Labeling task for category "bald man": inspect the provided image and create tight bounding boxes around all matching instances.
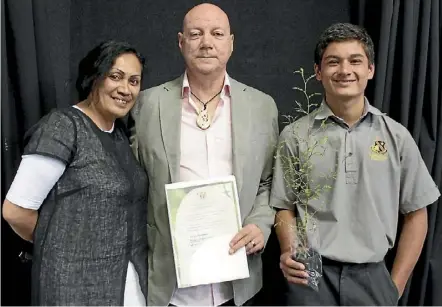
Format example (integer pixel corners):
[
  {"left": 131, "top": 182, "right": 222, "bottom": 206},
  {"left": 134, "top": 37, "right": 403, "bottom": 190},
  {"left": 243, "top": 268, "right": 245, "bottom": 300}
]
[{"left": 129, "top": 3, "right": 279, "bottom": 306}]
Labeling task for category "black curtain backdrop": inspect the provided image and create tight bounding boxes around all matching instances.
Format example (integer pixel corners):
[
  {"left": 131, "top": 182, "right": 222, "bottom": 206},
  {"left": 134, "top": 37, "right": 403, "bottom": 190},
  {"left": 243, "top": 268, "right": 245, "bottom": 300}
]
[
  {"left": 1, "top": 0, "right": 440, "bottom": 305},
  {"left": 353, "top": 0, "right": 442, "bottom": 305}
]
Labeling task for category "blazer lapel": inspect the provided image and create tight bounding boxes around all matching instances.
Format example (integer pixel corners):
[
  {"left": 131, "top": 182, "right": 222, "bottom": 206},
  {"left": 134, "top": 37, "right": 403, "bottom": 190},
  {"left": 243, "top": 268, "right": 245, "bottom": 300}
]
[
  {"left": 159, "top": 77, "right": 183, "bottom": 183},
  {"left": 230, "top": 79, "right": 252, "bottom": 195}
]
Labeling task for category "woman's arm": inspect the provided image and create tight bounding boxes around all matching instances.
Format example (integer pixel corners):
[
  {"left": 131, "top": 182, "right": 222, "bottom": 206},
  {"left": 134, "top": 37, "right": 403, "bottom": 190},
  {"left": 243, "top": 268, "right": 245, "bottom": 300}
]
[
  {"left": 2, "top": 154, "right": 66, "bottom": 242},
  {"left": 2, "top": 201, "right": 38, "bottom": 242}
]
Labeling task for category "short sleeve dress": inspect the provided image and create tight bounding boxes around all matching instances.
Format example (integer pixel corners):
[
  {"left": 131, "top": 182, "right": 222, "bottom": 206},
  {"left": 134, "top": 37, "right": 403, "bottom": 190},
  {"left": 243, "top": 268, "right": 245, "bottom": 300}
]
[{"left": 25, "top": 107, "right": 148, "bottom": 306}]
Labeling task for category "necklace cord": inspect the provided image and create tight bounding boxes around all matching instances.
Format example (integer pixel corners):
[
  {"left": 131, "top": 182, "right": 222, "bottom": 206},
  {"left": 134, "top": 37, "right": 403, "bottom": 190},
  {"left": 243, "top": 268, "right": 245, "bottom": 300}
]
[{"left": 191, "top": 89, "right": 222, "bottom": 110}]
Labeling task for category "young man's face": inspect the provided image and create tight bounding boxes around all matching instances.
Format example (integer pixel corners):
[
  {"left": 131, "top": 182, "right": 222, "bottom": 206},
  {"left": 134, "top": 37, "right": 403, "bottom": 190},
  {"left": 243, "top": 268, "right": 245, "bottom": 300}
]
[{"left": 315, "top": 40, "right": 374, "bottom": 101}]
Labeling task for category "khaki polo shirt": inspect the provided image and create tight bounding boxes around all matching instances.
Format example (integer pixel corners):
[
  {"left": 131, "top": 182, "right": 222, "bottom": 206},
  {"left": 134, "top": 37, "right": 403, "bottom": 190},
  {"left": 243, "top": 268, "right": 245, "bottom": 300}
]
[{"left": 271, "top": 99, "right": 440, "bottom": 263}]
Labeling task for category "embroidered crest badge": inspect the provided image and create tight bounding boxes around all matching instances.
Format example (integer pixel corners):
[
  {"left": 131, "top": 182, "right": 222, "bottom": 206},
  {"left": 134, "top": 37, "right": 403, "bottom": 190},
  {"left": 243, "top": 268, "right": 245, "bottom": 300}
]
[{"left": 370, "top": 139, "right": 388, "bottom": 161}]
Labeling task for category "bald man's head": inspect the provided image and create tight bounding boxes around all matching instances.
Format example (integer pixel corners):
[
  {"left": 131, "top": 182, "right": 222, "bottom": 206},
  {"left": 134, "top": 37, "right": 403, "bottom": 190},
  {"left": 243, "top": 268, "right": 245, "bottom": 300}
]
[
  {"left": 178, "top": 3, "right": 234, "bottom": 76},
  {"left": 182, "top": 3, "right": 231, "bottom": 34}
]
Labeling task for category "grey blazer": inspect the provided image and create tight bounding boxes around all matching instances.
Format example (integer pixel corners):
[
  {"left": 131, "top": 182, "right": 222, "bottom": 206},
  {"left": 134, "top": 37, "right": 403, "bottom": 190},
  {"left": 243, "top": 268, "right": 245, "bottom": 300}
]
[{"left": 130, "top": 75, "right": 279, "bottom": 306}]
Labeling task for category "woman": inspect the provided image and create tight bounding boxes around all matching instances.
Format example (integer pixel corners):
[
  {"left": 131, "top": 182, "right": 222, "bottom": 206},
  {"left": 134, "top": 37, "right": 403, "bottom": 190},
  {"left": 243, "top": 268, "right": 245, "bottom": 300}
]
[{"left": 2, "top": 40, "right": 148, "bottom": 306}]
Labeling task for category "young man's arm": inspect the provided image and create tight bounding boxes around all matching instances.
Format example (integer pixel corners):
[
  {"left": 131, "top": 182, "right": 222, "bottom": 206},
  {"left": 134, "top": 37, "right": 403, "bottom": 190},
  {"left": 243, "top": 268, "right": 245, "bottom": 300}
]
[
  {"left": 275, "top": 209, "right": 309, "bottom": 284},
  {"left": 271, "top": 125, "right": 310, "bottom": 284},
  {"left": 393, "top": 128, "right": 440, "bottom": 296},
  {"left": 391, "top": 208, "right": 427, "bottom": 296}
]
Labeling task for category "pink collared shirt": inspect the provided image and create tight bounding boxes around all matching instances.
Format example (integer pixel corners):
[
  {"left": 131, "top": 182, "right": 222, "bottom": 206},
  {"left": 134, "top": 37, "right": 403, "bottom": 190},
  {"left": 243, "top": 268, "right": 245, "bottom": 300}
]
[{"left": 169, "top": 72, "right": 234, "bottom": 306}]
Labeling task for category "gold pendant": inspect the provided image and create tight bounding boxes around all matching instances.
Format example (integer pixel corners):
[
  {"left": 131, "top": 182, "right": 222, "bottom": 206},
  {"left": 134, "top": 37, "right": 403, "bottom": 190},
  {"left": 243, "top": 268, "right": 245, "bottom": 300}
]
[{"left": 196, "top": 109, "right": 211, "bottom": 130}]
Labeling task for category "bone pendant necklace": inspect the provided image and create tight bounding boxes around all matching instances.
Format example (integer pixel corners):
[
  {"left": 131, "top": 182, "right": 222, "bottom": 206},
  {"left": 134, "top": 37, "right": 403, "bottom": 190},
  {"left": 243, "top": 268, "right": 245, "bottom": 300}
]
[{"left": 191, "top": 89, "right": 222, "bottom": 130}]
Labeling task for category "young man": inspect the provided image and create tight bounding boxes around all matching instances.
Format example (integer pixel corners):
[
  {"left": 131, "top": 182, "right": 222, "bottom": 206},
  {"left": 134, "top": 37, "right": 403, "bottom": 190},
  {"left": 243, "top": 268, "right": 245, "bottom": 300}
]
[
  {"left": 129, "top": 3, "right": 278, "bottom": 306},
  {"left": 271, "top": 23, "right": 440, "bottom": 305}
]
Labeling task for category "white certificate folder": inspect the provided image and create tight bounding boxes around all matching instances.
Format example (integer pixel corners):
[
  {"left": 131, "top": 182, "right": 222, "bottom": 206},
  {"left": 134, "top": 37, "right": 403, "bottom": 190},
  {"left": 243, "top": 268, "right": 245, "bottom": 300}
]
[{"left": 165, "top": 175, "right": 250, "bottom": 288}]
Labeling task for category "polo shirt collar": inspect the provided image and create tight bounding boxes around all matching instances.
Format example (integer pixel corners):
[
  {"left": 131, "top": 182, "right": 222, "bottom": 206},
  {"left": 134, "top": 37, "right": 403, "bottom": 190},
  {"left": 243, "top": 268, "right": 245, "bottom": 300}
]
[{"left": 314, "top": 97, "right": 384, "bottom": 121}]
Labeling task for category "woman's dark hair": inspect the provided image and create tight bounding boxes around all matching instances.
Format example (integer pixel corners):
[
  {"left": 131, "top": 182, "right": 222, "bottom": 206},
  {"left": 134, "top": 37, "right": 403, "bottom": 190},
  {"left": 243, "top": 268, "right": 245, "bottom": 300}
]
[{"left": 75, "top": 40, "right": 146, "bottom": 101}]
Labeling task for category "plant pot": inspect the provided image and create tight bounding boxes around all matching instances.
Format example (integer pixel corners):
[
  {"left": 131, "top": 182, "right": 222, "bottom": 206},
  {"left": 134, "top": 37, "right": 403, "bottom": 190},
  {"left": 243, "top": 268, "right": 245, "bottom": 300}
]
[{"left": 292, "top": 247, "right": 322, "bottom": 291}]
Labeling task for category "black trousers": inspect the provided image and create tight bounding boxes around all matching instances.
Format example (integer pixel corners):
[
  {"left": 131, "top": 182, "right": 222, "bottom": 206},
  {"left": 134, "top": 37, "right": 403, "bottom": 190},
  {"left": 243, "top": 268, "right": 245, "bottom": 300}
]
[{"left": 285, "top": 257, "right": 400, "bottom": 306}]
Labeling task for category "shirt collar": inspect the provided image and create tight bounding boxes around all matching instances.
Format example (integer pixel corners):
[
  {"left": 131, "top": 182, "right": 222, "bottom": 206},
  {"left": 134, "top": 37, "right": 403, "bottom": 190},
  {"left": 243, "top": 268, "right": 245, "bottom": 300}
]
[
  {"left": 314, "top": 97, "right": 384, "bottom": 121},
  {"left": 181, "top": 71, "right": 231, "bottom": 98}
]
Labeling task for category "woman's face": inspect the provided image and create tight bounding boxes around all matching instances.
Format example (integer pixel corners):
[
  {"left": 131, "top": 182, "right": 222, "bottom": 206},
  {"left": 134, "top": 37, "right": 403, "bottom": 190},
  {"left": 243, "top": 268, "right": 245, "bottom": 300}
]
[{"left": 94, "top": 53, "right": 142, "bottom": 119}]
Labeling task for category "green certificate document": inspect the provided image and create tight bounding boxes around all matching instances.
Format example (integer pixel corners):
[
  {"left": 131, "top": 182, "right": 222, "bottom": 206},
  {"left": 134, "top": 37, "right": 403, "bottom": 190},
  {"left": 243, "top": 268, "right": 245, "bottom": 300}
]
[{"left": 165, "top": 175, "right": 250, "bottom": 288}]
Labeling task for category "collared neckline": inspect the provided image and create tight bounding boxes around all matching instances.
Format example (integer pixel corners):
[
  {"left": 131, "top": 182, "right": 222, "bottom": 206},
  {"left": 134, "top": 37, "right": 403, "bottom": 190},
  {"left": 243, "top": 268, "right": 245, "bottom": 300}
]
[
  {"left": 181, "top": 71, "right": 231, "bottom": 99},
  {"left": 314, "top": 97, "right": 384, "bottom": 122}
]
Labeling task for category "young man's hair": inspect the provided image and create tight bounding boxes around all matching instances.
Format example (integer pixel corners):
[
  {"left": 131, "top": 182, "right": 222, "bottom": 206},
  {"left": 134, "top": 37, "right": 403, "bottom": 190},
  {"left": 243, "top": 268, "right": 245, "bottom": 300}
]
[{"left": 314, "top": 23, "right": 375, "bottom": 66}]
